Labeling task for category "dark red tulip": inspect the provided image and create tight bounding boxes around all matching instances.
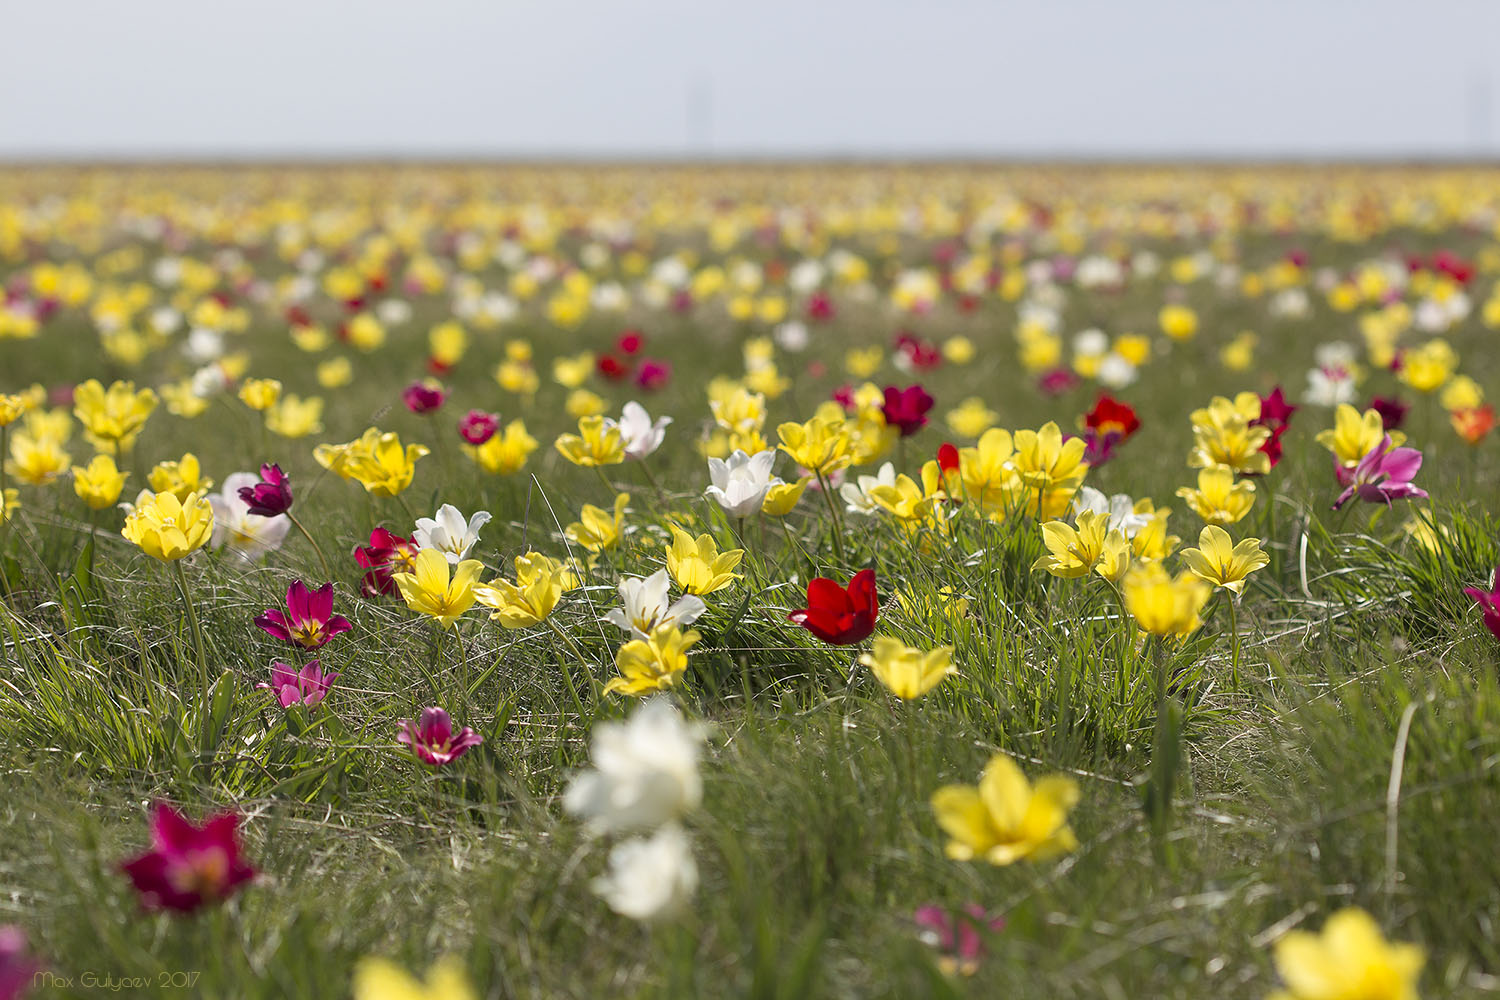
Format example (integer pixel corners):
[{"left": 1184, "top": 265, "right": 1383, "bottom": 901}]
[
  {"left": 238, "top": 463, "right": 293, "bottom": 517},
  {"left": 788, "top": 568, "right": 880, "bottom": 646},
  {"left": 1369, "top": 395, "right": 1409, "bottom": 432},
  {"left": 354, "top": 528, "right": 420, "bottom": 597},
  {"left": 120, "top": 803, "right": 256, "bottom": 913},
  {"left": 1083, "top": 394, "right": 1140, "bottom": 441},
  {"left": 882, "top": 385, "right": 935, "bottom": 437},
  {"left": 458, "top": 409, "right": 499, "bottom": 446},
  {"left": 402, "top": 380, "right": 446, "bottom": 414}
]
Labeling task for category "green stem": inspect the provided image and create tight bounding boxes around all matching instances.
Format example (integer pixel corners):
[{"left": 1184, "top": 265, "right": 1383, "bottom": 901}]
[
  {"left": 594, "top": 465, "right": 616, "bottom": 497},
  {"left": 453, "top": 622, "right": 471, "bottom": 716},
  {"left": 545, "top": 617, "right": 594, "bottom": 724},
  {"left": 1227, "top": 593, "right": 1241, "bottom": 689},
  {"left": 171, "top": 560, "right": 209, "bottom": 716},
  {"left": 287, "top": 512, "right": 333, "bottom": 582},
  {"left": 815, "top": 470, "right": 847, "bottom": 568}
]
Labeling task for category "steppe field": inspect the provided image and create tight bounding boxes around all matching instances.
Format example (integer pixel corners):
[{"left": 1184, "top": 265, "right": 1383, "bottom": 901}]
[{"left": 0, "top": 163, "right": 1497, "bottom": 999}]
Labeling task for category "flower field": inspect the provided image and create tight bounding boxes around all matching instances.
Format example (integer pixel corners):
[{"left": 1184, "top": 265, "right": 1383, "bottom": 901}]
[{"left": 1, "top": 163, "right": 1499, "bottom": 998}]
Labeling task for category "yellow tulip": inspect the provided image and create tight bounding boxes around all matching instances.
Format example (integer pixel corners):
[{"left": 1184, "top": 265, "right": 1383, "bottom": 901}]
[
  {"left": 72, "top": 455, "right": 128, "bottom": 509},
  {"left": 391, "top": 549, "right": 483, "bottom": 629},
  {"left": 464, "top": 420, "right": 537, "bottom": 476},
  {"left": 1031, "top": 511, "right": 1130, "bottom": 582},
  {"left": 6, "top": 433, "right": 70, "bottom": 486},
  {"left": 265, "top": 394, "right": 325, "bottom": 439},
  {"left": 776, "top": 414, "right": 852, "bottom": 477},
  {"left": 122, "top": 490, "right": 214, "bottom": 561},
  {"left": 761, "top": 476, "right": 811, "bottom": 517},
  {"left": 475, "top": 552, "right": 571, "bottom": 628},
  {"left": 147, "top": 453, "right": 213, "bottom": 502},
  {"left": 565, "top": 493, "right": 629, "bottom": 553},
  {"left": 1180, "top": 526, "right": 1269, "bottom": 595},
  {"left": 237, "top": 378, "right": 282, "bottom": 411},
  {"left": 72, "top": 379, "right": 157, "bottom": 455},
  {"left": 665, "top": 524, "right": 742, "bottom": 595},
  {"left": 1267, "top": 907, "right": 1423, "bottom": 1000},
  {"left": 1122, "top": 563, "right": 1211, "bottom": 639},
  {"left": 930, "top": 754, "right": 1080, "bottom": 865},
  {"left": 352, "top": 955, "right": 477, "bottom": 1000},
  {"left": 1176, "top": 466, "right": 1256, "bottom": 526},
  {"left": 859, "top": 637, "right": 955, "bottom": 699},
  {"left": 554, "top": 415, "right": 625, "bottom": 468},
  {"left": 1011, "top": 422, "right": 1088, "bottom": 520},
  {"left": 604, "top": 624, "right": 700, "bottom": 696}
]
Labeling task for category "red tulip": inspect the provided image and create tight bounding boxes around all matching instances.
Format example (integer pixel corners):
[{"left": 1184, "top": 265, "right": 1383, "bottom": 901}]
[
  {"left": 788, "top": 569, "right": 880, "bottom": 645},
  {"left": 120, "top": 803, "right": 256, "bottom": 913}
]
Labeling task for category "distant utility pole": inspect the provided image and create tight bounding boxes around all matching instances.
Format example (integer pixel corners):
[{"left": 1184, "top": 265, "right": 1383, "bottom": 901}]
[
  {"left": 1467, "top": 70, "right": 1491, "bottom": 156},
  {"left": 688, "top": 74, "right": 713, "bottom": 158}
]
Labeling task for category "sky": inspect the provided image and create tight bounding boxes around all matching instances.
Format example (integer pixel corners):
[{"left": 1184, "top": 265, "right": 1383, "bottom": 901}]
[{"left": 4, "top": 0, "right": 1500, "bottom": 160}]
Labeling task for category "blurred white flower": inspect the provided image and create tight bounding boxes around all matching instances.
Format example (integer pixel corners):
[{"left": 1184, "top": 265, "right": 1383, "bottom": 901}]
[
  {"left": 564, "top": 697, "right": 709, "bottom": 834},
  {"left": 1073, "top": 487, "right": 1150, "bottom": 537},
  {"left": 591, "top": 823, "right": 698, "bottom": 921},
  {"left": 184, "top": 328, "right": 224, "bottom": 363},
  {"left": 376, "top": 299, "right": 412, "bottom": 326},
  {"left": 841, "top": 462, "right": 897, "bottom": 515},
  {"left": 1072, "top": 328, "right": 1109, "bottom": 357},
  {"left": 774, "top": 321, "right": 809, "bottom": 353},
  {"left": 208, "top": 473, "right": 290, "bottom": 562},
  {"left": 1305, "top": 366, "right": 1356, "bottom": 406},
  {"left": 1097, "top": 353, "right": 1138, "bottom": 389}
]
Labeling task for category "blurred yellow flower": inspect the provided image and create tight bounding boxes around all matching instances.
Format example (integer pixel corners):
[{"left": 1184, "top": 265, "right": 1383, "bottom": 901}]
[
  {"left": 555, "top": 415, "right": 625, "bottom": 467},
  {"left": 605, "top": 624, "right": 701, "bottom": 696},
  {"left": 930, "top": 754, "right": 1079, "bottom": 865},
  {"left": 859, "top": 636, "right": 955, "bottom": 699},
  {"left": 265, "top": 394, "right": 325, "bottom": 439},
  {"left": 238, "top": 378, "right": 282, "bottom": 412},
  {"left": 73, "top": 379, "right": 157, "bottom": 455},
  {"left": 1122, "top": 563, "right": 1211, "bottom": 639},
  {"left": 1267, "top": 907, "right": 1423, "bottom": 1000},
  {"left": 465, "top": 420, "right": 537, "bottom": 476},
  {"left": 72, "top": 454, "right": 128, "bottom": 509},
  {"left": 565, "top": 493, "right": 629, "bottom": 554}
]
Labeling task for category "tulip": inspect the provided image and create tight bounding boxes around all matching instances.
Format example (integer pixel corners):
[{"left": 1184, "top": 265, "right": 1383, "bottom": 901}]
[
  {"left": 119, "top": 803, "right": 256, "bottom": 912},
  {"left": 237, "top": 462, "right": 293, "bottom": 517},
  {"left": 1267, "top": 907, "right": 1423, "bottom": 1000},
  {"left": 413, "top": 504, "right": 491, "bottom": 564},
  {"left": 401, "top": 379, "right": 446, "bottom": 414},
  {"left": 238, "top": 378, "right": 282, "bottom": 411},
  {"left": 859, "top": 636, "right": 955, "bottom": 699},
  {"left": 72, "top": 378, "right": 157, "bottom": 455},
  {"left": 1331, "top": 437, "right": 1428, "bottom": 510},
  {"left": 146, "top": 453, "right": 213, "bottom": 502},
  {"left": 122, "top": 490, "right": 215, "bottom": 562},
  {"left": 254, "top": 580, "right": 353, "bottom": 649},
  {"left": 913, "top": 904, "right": 1005, "bottom": 977},
  {"left": 565, "top": 493, "right": 629, "bottom": 554},
  {"left": 354, "top": 527, "right": 420, "bottom": 597},
  {"left": 788, "top": 568, "right": 880, "bottom": 645},
  {"left": 554, "top": 414, "right": 625, "bottom": 467},
  {"left": 605, "top": 625, "right": 700, "bottom": 696},
  {"left": 464, "top": 419, "right": 537, "bottom": 475},
  {"left": 209, "top": 473, "right": 292, "bottom": 563},
  {"left": 563, "top": 697, "right": 709, "bottom": 833},
  {"left": 1463, "top": 568, "right": 1500, "bottom": 643},
  {"left": 0, "top": 926, "right": 42, "bottom": 1000},
  {"left": 475, "top": 552, "right": 572, "bottom": 628},
  {"left": 1122, "top": 563, "right": 1211, "bottom": 639},
  {"left": 881, "top": 384, "right": 934, "bottom": 437},
  {"left": 930, "top": 755, "right": 1079, "bottom": 865},
  {"left": 71, "top": 454, "right": 128, "bottom": 509},
  {"left": 704, "top": 449, "right": 778, "bottom": 519},
  {"left": 391, "top": 549, "right": 483, "bottom": 629},
  {"left": 257, "top": 659, "right": 339, "bottom": 708},
  {"left": 590, "top": 823, "right": 698, "bottom": 922},
  {"left": 458, "top": 409, "right": 498, "bottom": 446},
  {"left": 352, "top": 956, "right": 477, "bottom": 1000},
  {"left": 617, "top": 401, "right": 671, "bottom": 459},
  {"left": 1176, "top": 466, "right": 1256, "bottom": 526},
  {"left": 397, "top": 707, "right": 482, "bottom": 767},
  {"left": 665, "top": 525, "right": 742, "bottom": 596}
]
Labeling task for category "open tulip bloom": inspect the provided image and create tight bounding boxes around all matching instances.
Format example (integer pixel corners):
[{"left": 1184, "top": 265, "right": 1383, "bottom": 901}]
[
  {"left": 603, "top": 569, "right": 706, "bottom": 640},
  {"left": 255, "top": 580, "right": 353, "bottom": 649},
  {"left": 258, "top": 659, "right": 339, "bottom": 708},
  {"left": 413, "top": 503, "right": 491, "bottom": 563},
  {"left": 119, "top": 803, "right": 256, "bottom": 913},
  {"left": 397, "top": 707, "right": 483, "bottom": 767},
  {"left": 704, "top": 449, "right": 778, "bottom": 518},
  {"left": 1331, "top": 436, "right": 1428, "bottom": 510}
]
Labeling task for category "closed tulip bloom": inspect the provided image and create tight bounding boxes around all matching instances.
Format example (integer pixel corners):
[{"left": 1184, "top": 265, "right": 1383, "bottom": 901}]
[
  {"left": 859, "top": 636, "right": 955, "bottom": 699},
  {"left": 1177, "top": 466, "right": 1256, "bottom": 526},
  {"left": 704, "top": 449, "right": 778, "bottom": 518},
  {"left": 458, "top": 409, "right": 499, "bottom": 446},
  {"left": 72, "top": 378, "right": 157, "bottom": 454},
  {"left": 72, "top": 453, "right": 128, "bottom": 509},
  {"left": 238, "top": 378, "right": 282, "bottom": 411},
  {"left": 665, "top": 524, "right": 742, "bottom": 595},
  {"left": 391, "top": 549, "right": 483, "bottom": 629},
  {"left": 881, "top": 384, "right": 935, "bottom": 436},
  {"left": 1180, "top": 526, "right": 1269, "bottom": 595},
  {"left": 1011, "top": 422, "right": 1089, "bottom": 519},
  {"left": 401, "top": 379, "right": 446, "bottom": 414},
  {"left": 1267, "top": 907, "right": 1423, "bottom": 1000},
  {"left": 761, "top": 475, "right": 811, "bottom": 516},
  {"left": 475, "top": 552, "right": 571, "bottom": 628},
  {"left": 237, "top": 463, "right": 294, "bottom": 517},
  {"left": 555, "top": 414, "right": 626, "bottom": 467},
  {"left": 788, "top": 568, "right": 880, "bottom": 645},
  {"left": 930, "top": 754, "right": 1080, "bottom": 865},
  {"left": 465, "top": 419, "right": 537, "bottom": 475},
  {"left": 122, "top": 490, "right": 215, "bottom": 561},
  {"left": 605, "top": 625, "right": 700, "bottom": 696}
]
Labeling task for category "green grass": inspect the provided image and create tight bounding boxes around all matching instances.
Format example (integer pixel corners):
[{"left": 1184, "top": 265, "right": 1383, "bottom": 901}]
[{"left": 0, "top": 164, "right": 1498, "bottom": 998}]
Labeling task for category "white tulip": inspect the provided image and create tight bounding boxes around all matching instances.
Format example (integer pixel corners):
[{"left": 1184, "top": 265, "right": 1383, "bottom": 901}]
[
  {"left": 564, "top": 697, "right": 709, "bottom": 834},
  {"left": 208, "top": 473, "right": 291, "bottom": 562},
  {"left": 602, "top": 570, "right": 706, "bottom": 640},
  {"left": 618, "top": 401, "right": 671, "bottom": 460},
  {"left": 591, "top": 824, "right": 698, "bottom": 921},
  {"left": 704, "top": 449, "right": 778, "bottom": 519},
  {"left": 413, "top": 504, "right": 491, "bottom": 563}
]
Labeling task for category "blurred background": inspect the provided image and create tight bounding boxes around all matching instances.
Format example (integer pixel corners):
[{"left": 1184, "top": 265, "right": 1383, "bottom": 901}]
[{"left": 6, "top": 0, "right": 1500, "bottom": 160}]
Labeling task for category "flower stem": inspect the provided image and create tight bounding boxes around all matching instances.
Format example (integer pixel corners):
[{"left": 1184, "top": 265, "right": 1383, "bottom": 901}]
[
  {"left": 453, "top": 622, "right": 471, "bottom": 716},
  {"left": 815, "top": 471, "right": 847, "bottom": 568},
  {"left": 594, "top": 465, "right": 615, "bottom": 497},
  {"left": 544, "top": 617, "right": 594, "bottom": 724},
  {"left": 171, "top": 560, "right": 209, "bottom": 717},
  {"left": 1227, "top": 594, "right": 1241, "bottom": 689},
  {"left": 287, "top": 512, "right": 333, "bottom": 583}
]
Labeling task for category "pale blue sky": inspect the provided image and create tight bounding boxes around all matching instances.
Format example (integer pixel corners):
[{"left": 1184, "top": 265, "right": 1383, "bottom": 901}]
[{"left": 4, "top": 0, "right": 1499, "bottom": 158}]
